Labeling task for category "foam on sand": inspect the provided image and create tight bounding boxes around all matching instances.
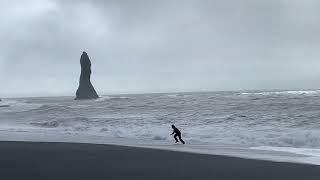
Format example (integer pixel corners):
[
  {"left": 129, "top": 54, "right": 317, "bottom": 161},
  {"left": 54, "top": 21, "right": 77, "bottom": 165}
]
[
  {"left": 251, "top": 146, "right": 320, "bottom": 164},
  {"left": 0, "top": 128, "right": 319, "bottom": 166}
]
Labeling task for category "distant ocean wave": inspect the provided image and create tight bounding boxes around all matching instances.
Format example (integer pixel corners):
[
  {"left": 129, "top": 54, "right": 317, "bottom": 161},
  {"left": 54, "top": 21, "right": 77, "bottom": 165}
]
[
  {"left": 241, "top": 90, "right": 320, "bottom": 96},
  {"left": 0, "top": 99, "right": 42, "bottom": 113},
  {"left": 167, "top": 94, "right": 191, "bottom": 98},
  {"left": 96, "top": 96, "right": 131, "bottom": 101}
]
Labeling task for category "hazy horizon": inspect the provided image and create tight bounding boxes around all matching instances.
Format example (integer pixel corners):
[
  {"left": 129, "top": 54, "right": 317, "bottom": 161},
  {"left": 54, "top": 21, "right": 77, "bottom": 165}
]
[{"left": 2, "top": 0, "right": 320, "bottom": 97}]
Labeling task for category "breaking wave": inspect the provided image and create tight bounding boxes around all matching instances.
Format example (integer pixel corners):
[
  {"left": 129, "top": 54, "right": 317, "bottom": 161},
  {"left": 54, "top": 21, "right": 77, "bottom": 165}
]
[
  {"left": 2, "top": 91, "right": 320, "bottom": 162},
  {"left": 96, "top": 96, "right": 131, "bottom": 102},
  {"left": 241, "top": 90, "right": 320, "bottom": 96}
]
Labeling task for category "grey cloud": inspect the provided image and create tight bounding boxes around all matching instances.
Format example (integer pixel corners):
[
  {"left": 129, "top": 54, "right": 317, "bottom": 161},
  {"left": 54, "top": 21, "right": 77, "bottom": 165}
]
[{"left": 1, "top": 0, "right": 320, "bottom": 97}]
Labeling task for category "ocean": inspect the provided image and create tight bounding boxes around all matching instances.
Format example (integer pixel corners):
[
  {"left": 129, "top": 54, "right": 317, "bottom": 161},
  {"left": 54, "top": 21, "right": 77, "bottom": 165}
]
[{"left": 1, "top": 90, "right": 320, "bottom": 164}]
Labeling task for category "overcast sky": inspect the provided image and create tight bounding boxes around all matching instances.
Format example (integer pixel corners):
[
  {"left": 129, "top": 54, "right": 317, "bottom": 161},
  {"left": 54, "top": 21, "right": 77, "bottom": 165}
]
[{"left": 1, "top": 0, "right": 320, "bottom": 97}]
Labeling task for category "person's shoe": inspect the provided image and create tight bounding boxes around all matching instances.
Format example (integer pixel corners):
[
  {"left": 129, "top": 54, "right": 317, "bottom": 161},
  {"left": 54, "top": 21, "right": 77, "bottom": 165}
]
[{"left": 175, "top": 141, "right": 179, "bottom": 143}]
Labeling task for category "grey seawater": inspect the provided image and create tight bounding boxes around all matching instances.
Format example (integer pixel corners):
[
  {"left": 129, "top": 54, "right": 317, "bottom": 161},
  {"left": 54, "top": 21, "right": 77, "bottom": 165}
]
[{"left": 1, "top": 90, "right": 320, "bottom": 151}]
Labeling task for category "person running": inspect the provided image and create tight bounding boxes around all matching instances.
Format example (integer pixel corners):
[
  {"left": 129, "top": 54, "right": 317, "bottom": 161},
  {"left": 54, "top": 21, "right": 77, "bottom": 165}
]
[{"left": 171, "top": 124, "right": 185, "bottom": 144}]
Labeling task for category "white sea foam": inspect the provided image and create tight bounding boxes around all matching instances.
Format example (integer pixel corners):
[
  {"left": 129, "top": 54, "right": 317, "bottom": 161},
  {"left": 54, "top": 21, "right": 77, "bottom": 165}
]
[
  {"left": 241, "top": 90, "right": 320, "bottom": 96},
  {"left": 252, "top": 146, "right": 320, "bottom": 157},
  {"left": 96, "top": 96, "right": 131, "bottom": 101},
  {"left": 0, "top": 128, "right": 317, "bottom": 165},
  {"left": 1, "top": 92, "right": 320, "bottom": 165}
]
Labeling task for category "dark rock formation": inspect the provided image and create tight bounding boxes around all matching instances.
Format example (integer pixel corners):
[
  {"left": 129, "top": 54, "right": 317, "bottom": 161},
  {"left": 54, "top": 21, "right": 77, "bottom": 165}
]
[{"left": 75, "top": 52, "right": 99, "bottom": 100}]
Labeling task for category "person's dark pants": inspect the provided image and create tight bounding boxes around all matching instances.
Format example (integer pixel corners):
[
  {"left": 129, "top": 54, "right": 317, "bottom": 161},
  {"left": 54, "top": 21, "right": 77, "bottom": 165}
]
[{"left": 174, "top": 134, "right": 185, "bottom": 144}]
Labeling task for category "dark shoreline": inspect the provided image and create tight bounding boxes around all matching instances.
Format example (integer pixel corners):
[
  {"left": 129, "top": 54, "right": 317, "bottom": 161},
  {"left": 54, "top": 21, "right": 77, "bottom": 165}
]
[{"left": 0, "top": 141, "right": 319, "bottom": 180}]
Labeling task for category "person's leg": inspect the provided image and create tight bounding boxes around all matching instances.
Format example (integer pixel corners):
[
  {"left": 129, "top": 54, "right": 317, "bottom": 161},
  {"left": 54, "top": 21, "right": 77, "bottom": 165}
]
[
  {"left": 178, "top": 134, "right": 185, "bottom": 144},
  {"left": 174, "top": 134, "right": 179, "bottom": 143}
]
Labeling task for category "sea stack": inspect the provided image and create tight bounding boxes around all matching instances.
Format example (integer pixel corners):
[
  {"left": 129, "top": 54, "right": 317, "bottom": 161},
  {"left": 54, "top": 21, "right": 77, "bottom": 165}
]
[{"left": 75, "top": 52, "right": 99, "bottom": 100}]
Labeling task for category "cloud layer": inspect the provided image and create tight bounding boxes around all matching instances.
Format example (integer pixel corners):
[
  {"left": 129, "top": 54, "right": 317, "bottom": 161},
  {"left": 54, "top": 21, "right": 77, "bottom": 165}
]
[{"left": 1, "top": 0, "right": 320, "bottom": 97}]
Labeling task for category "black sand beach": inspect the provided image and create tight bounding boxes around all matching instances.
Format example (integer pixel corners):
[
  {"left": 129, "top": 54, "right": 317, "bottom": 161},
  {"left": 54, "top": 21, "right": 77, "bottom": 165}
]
[{"left": 0, "top": 141, "right": 319, "bottom": 180}]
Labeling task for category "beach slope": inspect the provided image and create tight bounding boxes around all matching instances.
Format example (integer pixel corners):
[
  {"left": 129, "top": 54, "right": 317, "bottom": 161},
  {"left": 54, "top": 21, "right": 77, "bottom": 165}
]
[{"left": 0, "top": 141, "right": 319, "bottom": 180}]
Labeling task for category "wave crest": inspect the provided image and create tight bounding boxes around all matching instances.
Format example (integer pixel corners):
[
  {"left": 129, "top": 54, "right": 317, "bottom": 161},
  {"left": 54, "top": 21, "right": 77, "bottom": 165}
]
[{"left": 241, "top": 90, "right": 320, "bottom": 96}]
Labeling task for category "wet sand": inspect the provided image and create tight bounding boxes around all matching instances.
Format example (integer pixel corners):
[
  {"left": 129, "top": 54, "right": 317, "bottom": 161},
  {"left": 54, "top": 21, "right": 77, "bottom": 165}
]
[{"left": 0, "top": 141, "right": 319, "bottom": 180}]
